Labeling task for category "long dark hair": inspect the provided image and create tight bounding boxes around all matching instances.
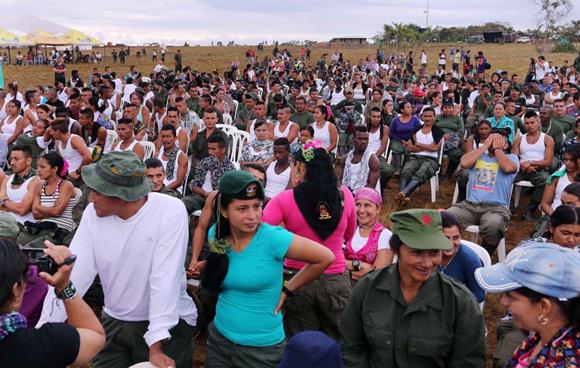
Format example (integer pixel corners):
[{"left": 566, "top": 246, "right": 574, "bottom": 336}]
[
  {"left": 0, "top": 239, "right": 28, "bottom": 311},
  {"left": 545, "top": 205, "right": 580, "bottom": 240},
  {"left": 292, "top": 147, "right": 342, "bottom": 239},
  {"left": 41, "top": 152, "right": 67, "bottom": 179},
  {"left": 515, "top": 287, "right": 580, "bottom": 327}
]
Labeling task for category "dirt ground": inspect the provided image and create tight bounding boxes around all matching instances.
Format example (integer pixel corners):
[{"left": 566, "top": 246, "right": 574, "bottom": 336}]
[{"left": 9, "top": 43, "right": 549, "bottom": 367}]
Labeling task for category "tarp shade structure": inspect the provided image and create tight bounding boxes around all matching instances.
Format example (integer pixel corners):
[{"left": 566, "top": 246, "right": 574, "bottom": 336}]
[
  {"left": 23, "top": 29, "right": 70, "bottom": 46},
  {"left": 0, "top": 26, "right": 31, "bottom": 46},
  {"left": 61, "top": 29, "right": 102, "bottom": 46}
]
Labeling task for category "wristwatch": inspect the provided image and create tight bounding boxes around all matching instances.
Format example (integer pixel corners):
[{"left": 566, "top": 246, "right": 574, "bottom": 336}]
[
  {"left": 282, "top": 283, "right": 295, "bottom": 298},
  {"left": 352, "top": 259, "right": 361, "bottom": 271},
  {"left": 55, "top": 281, "right": 78, "bottom": 301}
]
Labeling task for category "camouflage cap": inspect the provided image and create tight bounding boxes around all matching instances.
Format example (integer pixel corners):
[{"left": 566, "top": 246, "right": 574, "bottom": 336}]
[{"left": 82, "top": 151, "right": 151, "bottom": 201}]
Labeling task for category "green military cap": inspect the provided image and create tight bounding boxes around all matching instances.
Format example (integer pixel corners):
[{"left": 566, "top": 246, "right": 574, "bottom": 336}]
[
  {"left": 0, "top": 212, "right": 20, "bottom": 239},
  {"left": 219, "top": 170, "right": 264, "bottom": 200},
  {"left": 82, "top": 151, "right": 151, "bottom": 201},
  {"left": 390, "top": 209, "right": 451, "bottom": 250},
  {"left": 134, "top": 87, "right": 146, "bottom": 95}
]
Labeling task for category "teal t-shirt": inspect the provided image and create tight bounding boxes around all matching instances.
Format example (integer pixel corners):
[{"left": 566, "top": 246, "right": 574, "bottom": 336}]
[
  {"left": 489, "top": 116, "right": 516, "bottom": 144},
  {"left": 210, "top": 223, "right": 294, "bottom": 346}
]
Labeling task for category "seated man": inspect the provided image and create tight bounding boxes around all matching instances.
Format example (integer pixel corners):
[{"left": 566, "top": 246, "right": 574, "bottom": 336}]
[
  {"left": 397, "top": 108, "right": 443, "bottom": 205},
  {"left": 338, "top": 126, "right": 380, "bottom": 194},
  {"left": 155, "top": 125, "right": 188, "bottom": 195},
  {"left": 241, "top": 120, "right": 274, "bottom": 167},
  {"left": 440, "top": 211, "right": 485, "bottom": 304},
  {"left": 265, "top": 138, "right": 291, "bottom": 199},
  {"left": 290, "top": 125, "right": 314, "bottom": 158},
  {"left": 512, "top": 111, "right": 555, "bottom": 221},
  {"left": 111, "top": 118, "right": 145, "bottom": 160},
  {"left": 552, "top": 98, "right": 575, "bottom": 134},
  {"left": 290, "top": 96, "right": 314, "bottom": 129},
  {"left": 182, "top": 134, "right": 235, "bottom": 214},
  {"left": 159, "top": 107, "right": 189, "bottom": 153},
  {"left": 0, "top": 146, "right": 40, "bottom": 225},
  {"left": 144, "top": 158, "right": 181, "bottom": 198},
  {"left": 247, "top": 101, "right": 272, "bottom": 141},
  {"left": 78, "top": 107, "right": 107, "bottom": 158},
  {"left": 14, "top": 118, "right": 50, "bottom": 169},
  {"left": 190, "top": 107, "right": 225, "bottom": 167},
  {"left": 447, "top": 128, "right": 519, "bottom": 255}
]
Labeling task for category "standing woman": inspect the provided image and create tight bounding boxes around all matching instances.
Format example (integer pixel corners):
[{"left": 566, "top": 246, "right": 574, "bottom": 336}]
[
  {"left": 388, "top": 101, "right": 421, "bottom": 172},
  {"left": 202, "top": 171, "right": 334, "bottom": 367},
  {"left": 263, "top": 142, "right": 357, "bottom": 340},
  {"left": 344, "top": 188, "right": 393, "bottom": 282},
  {"left": 311, "top": 105, "right": 338, "bottom": 154},
  {"left": 475, "top": 241, "right": 580, "bottom": 367}
]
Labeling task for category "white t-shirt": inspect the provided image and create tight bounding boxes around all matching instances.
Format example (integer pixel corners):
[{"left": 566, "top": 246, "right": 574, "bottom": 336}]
[
  {"left": 350, "top": 226, "right": 392, "bottom": 253},
  {"left": 37, "top": 193, "right": 198, "bottom": 346}
]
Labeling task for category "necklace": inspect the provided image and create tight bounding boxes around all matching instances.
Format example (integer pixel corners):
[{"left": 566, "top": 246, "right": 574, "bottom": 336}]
[{"left": 359, "top": 221, "right": 376, "bottom": 231}]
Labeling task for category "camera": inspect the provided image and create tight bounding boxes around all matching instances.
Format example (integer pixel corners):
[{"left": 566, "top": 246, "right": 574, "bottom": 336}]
[{"left": 21, "top": 247, "right": 59, "bottom": 275}]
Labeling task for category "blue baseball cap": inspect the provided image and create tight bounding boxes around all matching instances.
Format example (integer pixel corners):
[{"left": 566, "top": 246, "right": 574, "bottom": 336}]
[{"left": 475, "top": 241, "right": 580, "bottom": 300}]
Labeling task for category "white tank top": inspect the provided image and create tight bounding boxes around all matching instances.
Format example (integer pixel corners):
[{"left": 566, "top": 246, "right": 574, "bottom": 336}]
[
  {"left": 1, "top": 115, "right": 22, "bottom": 136},
  {"left": 368, "top": 128, "right": 382, "bottom": 154},
  {"left": 6, "top": 174, "right": 36, "bottom": 224},
  {"left": 57, "top": 135, "right": 84, "bottom": 173},
  {"left": 157, "top": 147, "right": 185, "bottom": 194},
  {"left": 520, "top": 133, "right": 546, "bottom": 162},
  {"left": 345, "top": 158, "right": 381, "bottom": 194},
  {"left": 156, "top": 112, "right": 166, "bottom": 131},
  {"left": 414, "top": 129, "right": 438, "bottom": 158},
  {"left": 57, "top": 90, "right": 69, "bottom": 104},
  {"left": 353, "top": 87, "right": 365, "bottom": 101},
  {"left": 312, "top": 121, "right": 331, "bottom": 149},
  {"left": 114, "top": 139, "right": 138, "bottom": 152},
  {"left": 274, "top": 122, "right": 296, "bottom": 142},
  {"left": 552, "top": 172, "right": 572, "bottom": 210},
  {"left": 24, "top": 106, "right": 38, "bottom": 124},
  {"left": 265, "top": 161, "right": 291, "bottom": 198}
]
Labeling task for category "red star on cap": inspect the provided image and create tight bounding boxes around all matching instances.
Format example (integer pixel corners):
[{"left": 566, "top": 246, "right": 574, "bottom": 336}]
[{"left": 422, "top": 214, "right": 432, "bottom": 225}]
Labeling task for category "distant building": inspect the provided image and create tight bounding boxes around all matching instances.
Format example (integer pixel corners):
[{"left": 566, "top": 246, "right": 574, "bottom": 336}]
[{"left": 329, "top": 37, "right": 368, "bottom": 47}]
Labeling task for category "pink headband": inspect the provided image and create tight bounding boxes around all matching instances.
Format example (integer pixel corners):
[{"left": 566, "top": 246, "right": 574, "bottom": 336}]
[{"left": 354, "top": 187, "right": 381, "bottom": 205}]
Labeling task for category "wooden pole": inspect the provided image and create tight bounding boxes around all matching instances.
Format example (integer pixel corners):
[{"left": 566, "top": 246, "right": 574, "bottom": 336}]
[{"left": 7, "top": 46, "right": 10, "bottom": 65}]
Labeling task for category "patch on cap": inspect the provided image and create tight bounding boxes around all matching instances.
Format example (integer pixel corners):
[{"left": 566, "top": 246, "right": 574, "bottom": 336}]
[
  {"left": 422, "top": 214, "right": 433, "bottom": 225},
  {"left": 246, "top": 183, "right": 257, "bottom": 198}
]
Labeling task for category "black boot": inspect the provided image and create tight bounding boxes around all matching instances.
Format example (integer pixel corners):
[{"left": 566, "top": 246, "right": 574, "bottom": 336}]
[{"left": 401, "top": 180, "right": 422, "bottom": 197}]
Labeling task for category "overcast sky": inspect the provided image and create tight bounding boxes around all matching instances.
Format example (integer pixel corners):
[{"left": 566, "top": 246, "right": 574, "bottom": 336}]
[{"left": 2, "top": 1, "right": 579, "bottom": 45}]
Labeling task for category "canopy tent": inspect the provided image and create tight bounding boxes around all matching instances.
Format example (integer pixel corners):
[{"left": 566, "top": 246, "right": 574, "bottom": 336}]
[
  {"left": 23, "top": 29, "right": 70, "bottom": 46},
  {"left": 0, "top": 27, "right": 31, "bottom": 46},
  {"left": 61, "top": 30, "right": 102, "bottom": 51}
]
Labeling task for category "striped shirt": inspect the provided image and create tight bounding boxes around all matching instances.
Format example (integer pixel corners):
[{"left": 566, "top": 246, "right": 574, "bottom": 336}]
[{"left": 39, "top": 179, "right": 76, "bottom": 232}]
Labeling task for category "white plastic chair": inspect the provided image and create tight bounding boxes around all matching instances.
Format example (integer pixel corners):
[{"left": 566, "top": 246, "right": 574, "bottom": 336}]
[
  {"left": 128, "top": 363, "right": 156, "bottom": 368},
  {"left": 512, "top": 180, "right": 534, "bottom": 208},
  {"left": 227, "top": 130, "right": 250, "bottom": 163},
  {"left": 222, "top": 113, "right": 233, "bottom": 125},
  {"left": 232, "top": 99, "right": 239, "bottom": 120},
  {"left": 108, "top": 119, "right": 118, "bottom": 132},
  {"left": 429, "top": 140, "right": 445, "bottom": 203},
  {"left": 73, "top": 187, "right": 83, "bottom": 201},
  {"left": 138, "top": 141, "right": 156, "bottom": 160},
  {"left": 216, "top": 124, "right": 238, "bottom": 134},
  {"left": 465, "top": 225, "right": 506, "bottom": 263},
  {"left": 181, "top": 159, "right": 192, "bottom": 196},
  {"left": 105, "top": 130, "right": 118, "bottom": 151},
  {"left": 462, "top": 239, "right": 491, "bottom": 310}
]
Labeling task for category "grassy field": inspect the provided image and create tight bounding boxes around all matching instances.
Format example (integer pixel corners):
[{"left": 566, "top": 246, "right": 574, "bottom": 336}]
[
  {"left": 3, "top": 42, "right": 578, "bottom": 89},
  {"left": 6, "top": 43, "right": 571, "bottom": 367}
]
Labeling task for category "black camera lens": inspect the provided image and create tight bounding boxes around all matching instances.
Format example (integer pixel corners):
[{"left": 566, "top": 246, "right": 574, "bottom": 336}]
[{"left": 36, "top": 255, "right": 59, "bottom": 275}]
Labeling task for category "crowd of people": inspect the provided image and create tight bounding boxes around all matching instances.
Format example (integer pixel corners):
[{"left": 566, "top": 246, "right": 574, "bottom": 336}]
[{"left": 0, "top": 44, "right": 579, "bottom": 368}]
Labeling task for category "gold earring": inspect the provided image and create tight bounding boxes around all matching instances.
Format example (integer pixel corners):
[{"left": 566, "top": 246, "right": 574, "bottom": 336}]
[{"left": 537, "top": 314, "right": 549, "bottom": 326}]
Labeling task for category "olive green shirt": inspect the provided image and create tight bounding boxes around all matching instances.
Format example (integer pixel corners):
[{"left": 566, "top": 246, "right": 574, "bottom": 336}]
[
  {"left": 552, "top": 115, "right": 575, "bottom": 134},
  {"left": 341, "top": 265, "right": 486, "bottom": 368},
  {"left": 436, "top": 115, "right": 465, "bottom": 137},
  {"left": 234, "top": 104, "right": 255, "bottom": 130},
  {"left": 290, "top": 110, "right": 315, "bottom": 129},
  {"left": 159, "top": 186, "right": 181, "bottom": 199},
  {"left": 508, "top": 115, "right": 524, "bottom": 134},
  {"left": 542, "top": 120, "right": 565, "bottom": 155},
  {"left": 475, "top": 94, "right": 493, "bottom": 115}
]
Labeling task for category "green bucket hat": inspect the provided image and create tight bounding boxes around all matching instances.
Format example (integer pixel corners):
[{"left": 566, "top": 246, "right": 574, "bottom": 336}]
[
  {"left": 390, "top": 209, "right": 451, "bottom": 251},
  {"left": 82, "top": 151, "right": 151, "bottom": 201},
  {"left": 0, "top": 212, "right": 20, "bottom": 239},
  {"left": 219, "top": 170, "right": 264, "bottom": 200}
]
